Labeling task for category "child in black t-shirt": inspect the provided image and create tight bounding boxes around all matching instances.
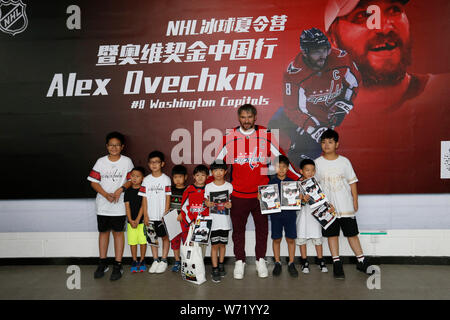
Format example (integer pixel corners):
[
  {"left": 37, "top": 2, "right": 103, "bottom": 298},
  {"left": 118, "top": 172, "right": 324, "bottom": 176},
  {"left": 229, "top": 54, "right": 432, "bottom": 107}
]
[
  {"left": 125, "top": 167, "right": 147, "bottom": 273},
  {"left": 169, "top": 165, "right": 188, "bottom": 272}
]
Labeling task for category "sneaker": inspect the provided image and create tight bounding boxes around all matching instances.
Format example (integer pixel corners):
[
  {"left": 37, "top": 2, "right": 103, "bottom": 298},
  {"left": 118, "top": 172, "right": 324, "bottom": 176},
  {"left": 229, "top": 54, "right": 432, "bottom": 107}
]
[
  {"left": 300, "top": 259, "right": 310, "bottom": 274},
  {"left": 218, "top": 263, "right": 226, "bottom": 277},
  {"left": 149, "top": 260, "right": 159, "bottom": 273},
  {"left": 171, "top": 260, "right": 181, "bottom": 272},
  {"left": 138, "top": 260, "right": 146, "bottom": 272},
  {"left": 212, "top": 268, "right": 221, "bottom": 283},
  {"left": 256, "top": 258, "right": 268, "bottom": 278},
  {"left": 288, "top": 262, "right": 299, "bottom": 278},
  {"left": 357, "top": 258, "right": 372, "bottom": 274},
  {"left": 272, "top": 262, "right": 282, "bottom": 276},
  {"left": 156, "top": 260, "right": 168, "bottom": 273},
  {"left": 130, "top": 260, "right": 138, "bottom": 273},
  {"left": 110, "top": 262, "right": 123, "bottom": 281},
  {"left": 317, "top": 259, "right": 328, "bottom": 273},
  {"left": 233, "top": 260, "right": 245, "bottom": 280},
  {"left": 333, "top": 260, "right": 345, "bottom": 279},
  {"left": 94, "top": 262, "right": 109, "bottom": 279}
]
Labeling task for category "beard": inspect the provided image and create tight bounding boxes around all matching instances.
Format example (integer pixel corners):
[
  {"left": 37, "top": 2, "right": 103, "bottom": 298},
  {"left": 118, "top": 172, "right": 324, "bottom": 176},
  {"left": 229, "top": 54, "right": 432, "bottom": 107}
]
[{"left": 336, "top": 31, "right": 412, "bottom": 87}]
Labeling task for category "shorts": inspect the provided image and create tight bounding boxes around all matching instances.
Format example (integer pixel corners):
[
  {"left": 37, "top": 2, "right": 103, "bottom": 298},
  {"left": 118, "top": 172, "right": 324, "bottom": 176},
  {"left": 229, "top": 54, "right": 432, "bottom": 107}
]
[
  {"left": 322, "top": 217, "right": 359, "bottom": 238},
  {"left": 270, "top": 211, "right": 297, "bottom": 240},
  {"left": 97, "top": 215, "right": 126, "bottom": 233},
  {"left": 296, "top": 237, "right": 323, "bottom": 246},
  {"left": 210, "top": 230, "right": 229, "bottom": 245},
  {"left": 127, "top": 223, "right": 147, "bottom": 246},
  {"left": 151, "top": 220, "right": 168, "bottom": 238}
]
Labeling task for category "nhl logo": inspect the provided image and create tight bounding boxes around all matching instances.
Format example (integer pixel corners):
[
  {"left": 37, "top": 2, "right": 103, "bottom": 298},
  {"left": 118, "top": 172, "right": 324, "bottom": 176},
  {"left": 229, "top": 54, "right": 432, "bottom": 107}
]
[{"left": 0, "top": 0, "right": 28, "bottom": 36}]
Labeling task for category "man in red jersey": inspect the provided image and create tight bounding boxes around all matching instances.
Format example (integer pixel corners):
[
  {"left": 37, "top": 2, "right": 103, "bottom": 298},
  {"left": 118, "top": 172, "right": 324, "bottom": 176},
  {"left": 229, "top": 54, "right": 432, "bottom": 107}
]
[
  {"left": 269, "top": 27, "right": 361, "bottom": 163},
  {"left": 216, "top": 104, "right": 300, "bottom": 279}
]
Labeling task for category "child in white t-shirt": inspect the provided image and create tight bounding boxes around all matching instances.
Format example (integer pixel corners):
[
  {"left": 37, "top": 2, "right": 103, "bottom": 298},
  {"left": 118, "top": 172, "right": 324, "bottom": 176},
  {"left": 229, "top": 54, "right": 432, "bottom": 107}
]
[
  {"left": 87, "top": 131, "right": 134, "bottom": 281},
  {"left": 296, "top": 159, "right": 328, "bottom": 274},
  {"left": 204, "top": 161, "right": 233, "bottom": 283},
  {"left": 315, "top": 129, "right": 371, "bottom": 279},
  {"left": 139, "top": 150, "right": 171, "bottom": 274}
]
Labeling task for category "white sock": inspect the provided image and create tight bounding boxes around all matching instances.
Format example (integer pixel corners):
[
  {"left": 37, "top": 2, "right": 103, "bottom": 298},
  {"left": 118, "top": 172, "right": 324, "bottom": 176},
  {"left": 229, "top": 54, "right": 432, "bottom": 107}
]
[
  {"left": 356, "top": 255, "right": 365, "bottom": 263},
  {"left": 332, "top": 256, "right": 340, "bottom": 263}
]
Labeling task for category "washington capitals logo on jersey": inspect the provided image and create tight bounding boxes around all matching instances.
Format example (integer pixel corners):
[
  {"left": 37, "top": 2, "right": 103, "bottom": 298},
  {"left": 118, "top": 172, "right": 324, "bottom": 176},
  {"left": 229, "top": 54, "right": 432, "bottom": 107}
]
[
  {"left": 287, "top": 62, "right": 302, "bottom": 74},
  {"left": 235, "top": 147, "right": 266, "bottom": 170},
  {"left": 307, "top": 78, "right": 342, "bottom": 106},
  {"left": 190, "top": 204, "right": 206, "bottom": 214}
]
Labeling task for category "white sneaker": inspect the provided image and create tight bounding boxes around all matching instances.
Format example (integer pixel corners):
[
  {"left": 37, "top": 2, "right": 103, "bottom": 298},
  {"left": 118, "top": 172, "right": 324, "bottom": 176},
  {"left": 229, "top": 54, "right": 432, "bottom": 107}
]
[
  {"left": 149, "top": 260, "right": 159, "bottom": 273},
  {"left": 156, "top": 260, "right": 168, "bottom": 273},
  {"left": 256, "top": 258, "right": 268, "bottom": 278},
  {"left": 233, "top": 260, "right": 245, "bottom": 279}
]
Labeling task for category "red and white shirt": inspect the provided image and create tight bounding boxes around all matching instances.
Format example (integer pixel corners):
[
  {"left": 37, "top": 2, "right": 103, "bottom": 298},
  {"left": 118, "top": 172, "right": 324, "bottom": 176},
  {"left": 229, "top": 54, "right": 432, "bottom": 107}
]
[
  {"left": 283, "top": 48, "right": 360, "bottom": 130},
  {"left": 216, "top": 125, "right": 300, "bottom": 199},
  {"left": 138, "top": 173, "right": 171, "bottom": 221},
  {"left": 180, "top": 185, "right": 208, "bottom": 227},
  {"left": 87, "top": 155, "right": 134, "bottom": 216}
]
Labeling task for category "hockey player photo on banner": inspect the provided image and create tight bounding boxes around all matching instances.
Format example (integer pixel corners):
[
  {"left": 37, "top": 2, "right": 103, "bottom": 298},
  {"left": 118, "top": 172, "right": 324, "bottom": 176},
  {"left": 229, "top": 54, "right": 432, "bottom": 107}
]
[
  {"left": 208, "top": 190, "right": 230, "bottom": 215},
  {"left": 258, "top": 184, "right": 281, "bottom": 214},
  {"left": 310, "top": 201, "right": 336, "bottom": 230},
  {"left": 144, "top": 221, "right": 159, "bottom": 247},
  {"left": 298, "top": 177, "right": 328, "bottom": 210},
  {"left": 280, "top": 181, "right": 301, "bottom": 210}
]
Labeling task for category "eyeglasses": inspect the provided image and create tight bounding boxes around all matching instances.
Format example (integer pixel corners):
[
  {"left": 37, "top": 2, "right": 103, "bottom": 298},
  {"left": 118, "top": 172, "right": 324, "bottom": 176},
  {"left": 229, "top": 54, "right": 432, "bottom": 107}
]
[{"left": 107, "top": 144, "right": 122, "bottom": 148}]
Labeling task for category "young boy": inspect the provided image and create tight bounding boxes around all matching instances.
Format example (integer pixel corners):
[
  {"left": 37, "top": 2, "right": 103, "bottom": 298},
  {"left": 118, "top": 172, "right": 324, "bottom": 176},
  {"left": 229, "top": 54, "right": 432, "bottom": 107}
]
[
  {"left": 315, "top": 129, "right": 371, "bottom": 279},
  {"left": 139, "top": 151, "right": 172, "bottom": 274},
  {"left": 87, "top": 131, "right": 134, "bottom": 281},
  {"left": 125, "top": 166, "right": 147, "bottom": 273},
  {"left": 169, "top": 165, "right": 188, "bottom": 272},
  {"left": 179, "top": 165, "right": 209, "bottom": 244},
  {"left": 268, "top": 155, "right": 299, "bottom": 278},
  {"left": 204, "top": 161, "right": 233, "bottom": 283},
  {"left": 297, "top": 159, "right": 328, "bottom": 274}
]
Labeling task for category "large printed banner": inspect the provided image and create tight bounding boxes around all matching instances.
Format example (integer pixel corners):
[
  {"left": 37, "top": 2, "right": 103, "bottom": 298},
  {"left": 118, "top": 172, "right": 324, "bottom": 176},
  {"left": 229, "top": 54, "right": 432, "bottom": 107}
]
[{"left": 1, "top": 0, "right": 449, "bottom": 199}]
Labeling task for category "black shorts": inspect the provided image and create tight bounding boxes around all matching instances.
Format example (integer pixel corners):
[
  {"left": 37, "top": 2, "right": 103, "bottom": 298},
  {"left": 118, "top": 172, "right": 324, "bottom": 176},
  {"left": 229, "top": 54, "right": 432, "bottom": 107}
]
[
  {"left": 152, "top": 220, "right": 167, "bottom": 238},
  {"left": 97, "top": 215, "right": 126, "bottom": 233},
  {"left": 210, "top": 230, "right": 229, "bottom": 245},
  {"left": 322, "top": 217, "right": 359, "bottom": 238}
]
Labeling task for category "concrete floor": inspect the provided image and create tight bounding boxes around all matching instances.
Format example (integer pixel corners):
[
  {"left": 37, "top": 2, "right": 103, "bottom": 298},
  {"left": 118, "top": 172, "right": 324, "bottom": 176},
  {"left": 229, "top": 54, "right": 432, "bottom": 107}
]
[{"left": 1, "top": 262, "right": 449, "bottom": 300}]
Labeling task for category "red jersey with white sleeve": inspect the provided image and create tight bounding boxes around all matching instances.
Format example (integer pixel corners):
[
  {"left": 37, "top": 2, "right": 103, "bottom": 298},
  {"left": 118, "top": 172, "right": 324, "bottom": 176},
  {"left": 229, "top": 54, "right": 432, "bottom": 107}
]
[
  {"left": 215, "top": 125, "right": 301, "bottom": 199},
  {"left": 180, "top": 185, "right": 209, "bottom": 229},
  {"left": 283, "top": 48, "right": 360, "bottom": 132}
]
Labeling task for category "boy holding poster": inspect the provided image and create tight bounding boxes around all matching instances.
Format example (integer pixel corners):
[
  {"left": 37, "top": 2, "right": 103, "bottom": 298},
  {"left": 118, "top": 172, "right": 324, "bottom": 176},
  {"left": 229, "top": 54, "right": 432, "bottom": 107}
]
[
  {"left": 204, "top": 161, "right": 233, "bottom": 283},
  {"left": 315, "top": 129, "right": 371, "bottom": 279},
  {"left": 139, "top": 151, "right": 172, "bottom": 274},
  {"left": 267, "top": 155, "right": 298, "bottom": 278},
  {"left": 296, "top": 159, "right": 328, "bottom": 274}
]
